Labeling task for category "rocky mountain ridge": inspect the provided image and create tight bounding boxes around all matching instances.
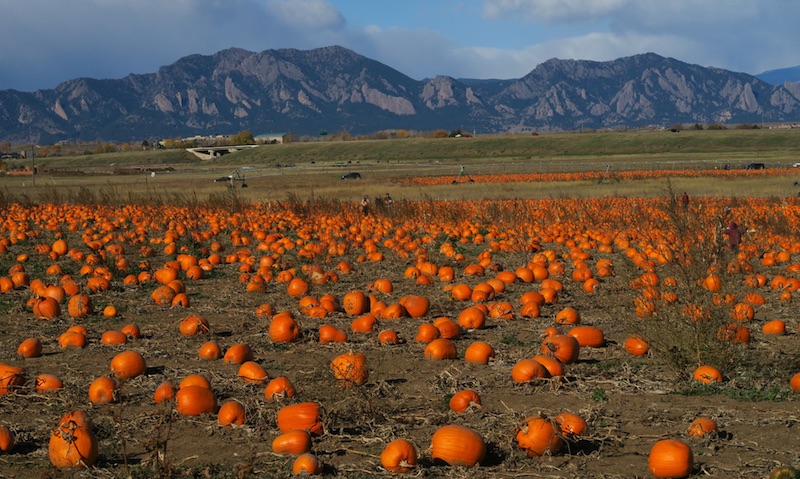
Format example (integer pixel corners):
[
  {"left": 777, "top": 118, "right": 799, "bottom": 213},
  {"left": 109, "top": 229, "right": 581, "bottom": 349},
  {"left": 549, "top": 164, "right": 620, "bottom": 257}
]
[{"left": 1, "top": 46, "right": 799, "bottom": 143}]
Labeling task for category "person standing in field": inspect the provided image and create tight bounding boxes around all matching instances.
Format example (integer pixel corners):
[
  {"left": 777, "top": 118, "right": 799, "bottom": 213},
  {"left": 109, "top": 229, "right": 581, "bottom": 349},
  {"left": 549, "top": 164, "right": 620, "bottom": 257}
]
[
  {"left": 724, "top": 221, "right": 742, "bottom": 251},
  {"left": 360, "top": 196, "right": 370, "bottom": 216},
  {"left": 680, "top": 192, "right": 689, "bottom": 208}
]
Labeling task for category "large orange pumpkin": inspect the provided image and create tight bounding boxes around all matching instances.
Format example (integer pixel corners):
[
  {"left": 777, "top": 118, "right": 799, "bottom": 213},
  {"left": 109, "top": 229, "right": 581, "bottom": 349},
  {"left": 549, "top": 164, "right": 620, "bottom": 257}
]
[
  {"left": 176, "top": 385, "right": 217, "bottom": 416},
  {"left": 430, "top": 424, "right": 485, "bottom": 467},
  {"left": 277, "top": 402, "right": 324, "bottom": 436},
  {"left": 110, "top": 350, "right": 147, "bottom": 379},
  {"left": 49, "top": 411, "right": 98, "bottom": 468},
  {"left": 648, "top": 439, "right": 694, "bottom": 479}
]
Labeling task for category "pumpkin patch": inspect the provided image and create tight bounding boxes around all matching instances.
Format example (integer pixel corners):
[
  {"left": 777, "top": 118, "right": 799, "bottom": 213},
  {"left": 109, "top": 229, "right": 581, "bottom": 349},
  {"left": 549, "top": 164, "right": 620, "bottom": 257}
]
[{"left": 0, "top": 153, "right": 798, "bottom": 478}]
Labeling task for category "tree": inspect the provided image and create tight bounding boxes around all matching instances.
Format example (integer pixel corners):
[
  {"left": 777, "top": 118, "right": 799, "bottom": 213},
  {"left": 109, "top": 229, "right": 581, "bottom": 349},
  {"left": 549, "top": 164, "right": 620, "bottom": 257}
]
[{"left": 230, "top": 130, "right": 255, "bottom": 145}]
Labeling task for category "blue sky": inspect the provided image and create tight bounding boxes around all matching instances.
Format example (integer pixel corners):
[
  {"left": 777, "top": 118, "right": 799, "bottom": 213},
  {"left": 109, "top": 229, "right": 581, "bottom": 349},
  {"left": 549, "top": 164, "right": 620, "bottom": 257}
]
[{"left": 1, "top": 0, "right": 798, "bottom": 91}]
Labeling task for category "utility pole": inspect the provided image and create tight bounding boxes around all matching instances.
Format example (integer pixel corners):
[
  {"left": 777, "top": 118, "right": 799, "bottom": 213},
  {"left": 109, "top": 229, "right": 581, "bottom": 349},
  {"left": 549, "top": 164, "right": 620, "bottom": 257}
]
[{"left": 31, "top": 145, "right": 35, "bottom": 186}]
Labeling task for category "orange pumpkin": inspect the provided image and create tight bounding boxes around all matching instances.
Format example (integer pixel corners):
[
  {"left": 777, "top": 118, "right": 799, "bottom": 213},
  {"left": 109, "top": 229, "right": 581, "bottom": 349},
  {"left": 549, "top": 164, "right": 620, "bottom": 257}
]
[
  {"left": 399, "top": 295, "right": 430, "bottom": 318},
  {"left": 176, "top": 385, "right": 217, "bottom": 416},
  {"left": 380, "top": 438, "right": 418, "bottom": 473},
  {"left": 88, "top": 376, "right": 116, "bottom": 405},
  {"left": 0, "top": 425, "right": 14, "bottom": 452},
  {"left": 687, "top": 417, "right": 718, "bottom": 437},
  {"left": 17, "top": 337, "right": 43, "bottom": 358},
  {"left": 218, "top": 400, "right": 246, "bottom": 426},
  {"left": 342, "top": 290, "right": 369, "bottom": 315},
  {"left": 541, "top": 334, "right": 580, "bottom": 364},
  {"left": 430, "top": 424, "right": 485, "bottom": 467},
  {"left": 265, "top": 376, "right": 296, "bottom": 401},
  {"left": 449, "top": 389, "right": 481, "bottom": 413},
  {"left": 330, "top": 352, "right": 368, "bottom": 387},
  {"left": 0, "top": 363, "right": 26, "bottom": 395},
  {"left": 269, "top": 313, "right": 301, "bottom": 343},
  {"left": 554, "top": 412, "right": 588, "bottom": 437},
  {"left": 67, "top": 294, "right": 93, "bottom": 318},
  {"left": 154, "top": 381, "right": 176, "bottom": 404},
  {"left": 179, "top": 314, "right": 210, "bottom": 336},
  {"left": 511, "top": 358, "right": 549, "bottom": 382},
  {"left": 238, "top": 361, "right": 269, "bottom": 384},
  {"left": 292, "top": 453, "right": 322, "bottom": 475},
  {"left": 198, "top": 340, "right": 223, "bottom": 360},
  {"left": 693, "top": 365, "right": 723, "bottom": 384},
  {"left": 424, "top": 338, "right": 457, "bottom": 360},
  {"left": 277, "top": 402, "right": 324, "bottom": 436},
  {"left": 272, "top": 429, "right": 312, "bottom": 455},
  {"left": 648, "top": 439, "right": 694, "bottom": 479},
  {"left": 100, "top": 330, "right": 127, "bottom": 345},
  {"left": 464, "top": 341, "right": 495, "bottom": 365},
  {"left": 623, "top": 335, "right": 650, "bottom": 356},
  {"left": 48, "top": 411, "right": 98, "bottom": 468},
  {"left": 110, "top": 350, "right": 147, "bottom": 379},
  {"left": 223, "top": 343, "right": 255, "bottom": 365},
  {"left": 567, "top": 325, "right": 605, "bottom": 347},
  {"left": 515, "top": 416, "right": 563, "bottom": 457}
]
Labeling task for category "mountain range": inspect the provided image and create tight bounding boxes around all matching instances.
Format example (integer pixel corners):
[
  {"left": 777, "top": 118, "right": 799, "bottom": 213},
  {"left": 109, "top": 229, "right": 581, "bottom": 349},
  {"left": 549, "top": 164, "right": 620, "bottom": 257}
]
[{"left": 2, "top": 46, "right": 800, "bottom": 144}]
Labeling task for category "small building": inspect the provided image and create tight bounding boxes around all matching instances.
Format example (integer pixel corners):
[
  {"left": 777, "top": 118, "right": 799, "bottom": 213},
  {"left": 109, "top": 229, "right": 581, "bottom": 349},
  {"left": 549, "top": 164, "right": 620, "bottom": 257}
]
[{"left": 255, "top": 133, "right": 289, "bottom": 144}]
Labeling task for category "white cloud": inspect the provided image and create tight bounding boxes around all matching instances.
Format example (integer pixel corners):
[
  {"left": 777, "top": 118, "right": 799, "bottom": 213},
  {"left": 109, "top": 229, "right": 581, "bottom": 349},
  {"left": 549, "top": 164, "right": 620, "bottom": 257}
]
[
  {"left": 264, "top": 0, "right": 345, "bottom": 30},
  {"left": 483, "top": 0, "right": 629, "bottom": 22}
]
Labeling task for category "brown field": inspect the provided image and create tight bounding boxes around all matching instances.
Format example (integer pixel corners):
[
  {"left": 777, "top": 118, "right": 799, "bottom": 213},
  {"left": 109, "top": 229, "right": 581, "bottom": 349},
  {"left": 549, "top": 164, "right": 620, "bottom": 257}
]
[{"left": 1, "top": 136, "right": 800, "bottom": 478}]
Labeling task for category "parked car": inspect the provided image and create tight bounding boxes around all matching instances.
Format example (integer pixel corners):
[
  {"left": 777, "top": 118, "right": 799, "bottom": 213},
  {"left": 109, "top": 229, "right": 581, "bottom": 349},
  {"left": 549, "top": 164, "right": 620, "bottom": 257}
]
[
  {"left": 745, "top": 162, "right": 766, "bottom": 170},
  {"left": 792, "top": 162, "right": 800, "bottom": 168}
]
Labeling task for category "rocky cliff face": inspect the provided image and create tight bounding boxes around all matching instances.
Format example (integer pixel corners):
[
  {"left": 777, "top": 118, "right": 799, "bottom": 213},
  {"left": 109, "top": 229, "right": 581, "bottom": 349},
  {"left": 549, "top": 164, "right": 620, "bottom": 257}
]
[{"left": 2, "top": 47, "right": 799, "bottom": 143}]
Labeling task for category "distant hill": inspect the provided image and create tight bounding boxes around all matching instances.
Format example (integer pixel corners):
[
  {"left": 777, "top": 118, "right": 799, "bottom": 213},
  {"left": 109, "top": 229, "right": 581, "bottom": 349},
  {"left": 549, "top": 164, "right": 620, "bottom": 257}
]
[
  {"left": 2, "top": 46, "right": 800, "bottom": 144},
  {"left": 756, "top": 65, "right": 800, "bottom": 86}
]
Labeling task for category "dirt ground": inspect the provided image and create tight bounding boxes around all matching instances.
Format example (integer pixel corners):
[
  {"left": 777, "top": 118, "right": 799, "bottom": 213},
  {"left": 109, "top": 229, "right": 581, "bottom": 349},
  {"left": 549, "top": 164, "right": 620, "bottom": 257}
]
[{"left": 1, "top": 205, "right": 799, "bottom": 479}]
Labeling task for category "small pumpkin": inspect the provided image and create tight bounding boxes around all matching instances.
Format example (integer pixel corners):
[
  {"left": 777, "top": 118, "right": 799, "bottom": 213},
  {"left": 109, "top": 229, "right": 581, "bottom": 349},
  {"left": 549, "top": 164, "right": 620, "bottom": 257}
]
[
  {"left": 88, "top": 376, "right": 116, "bottom": 405},
  {"left": 623, "top": 335, "right": 649, "bottom": 356},
  {"left": 223, "top": 343, "right": 254, "bottom": 365},
  {"left": 292, "top": 453, "right": 322, "bottom": 475},
  {"left": 511, "top": 358, "right": 549, "bottom": 383},
  {"left": 380, "top": 438, "right": 417, "bottom": 473},
  {"left": 648, "top": 439, "right": 694, "bottom": 479},
  {"left": 342, "top": 290, "right": 369, "bottom": 315},
  {"left": 198, "top": 340, "right": 223, "bottom": 360},
  {"left": 430, "top": 424, "right": 485, "bottom": 467},
  {"left": 238, "top": 361, "right": 269, "bottom": 384},
  {"left": 269, "top": 313, "right": 301, "bottom": 343},
  {"left": 449, "top": 389, "right": 481, "bottom": 413},
  {"left": 515, "top": 416, "right": 563, "bottom": 457},
  {"left": 464, "top": 341, "right": 495, "bottom": 365},
  {"left": 0, "top": 363, "right": 27, "bottom": 395},
  {"left": 693, "top": 365, "right": 723, "bottom": 384},
  {"left": 265, "top": 376, "right": 297, "bottom": 401},
  {"left": 424, "top": 338, "right": 457, "bottom": 360},
  {"left": 36, "top": 373, "right": 64, "bottom": 393},
  {"left": 567, "top": 325, "right": 605, "bottom": 347},
  {"left": 554, "top": 412, "right": 588, "bottom": 437},
  {"left": 218, "top": 400, "right": 246, "bottom": 426},
  {"left": 179, "top": 314, "right": 210, "bottom": 336},
  {"left": 541, "top": 334, "right": 580, "bottom": 364},
  {"left": 17, "top": 337, "right": 43, "bottom": 358},
  {"left": 110, "top": 350, "right": 147, "bottom": 379},
  {"left": 0, "top": 425, "right": 14, "bottom": 452},
  {"left": 687, "top": 417, "right": 718, "bottom": 437},
  {"left": 330, "top": 352, "right": 368, "bottom": 387},
  {"left": 176, "top": 385, "right": 217, "bottom": 416},
  {"left": 277, "top": 402, "right": 324, "bottom": 436},
  {"left": 272, "top": 429, "right": 312, "bottom": 455},
  {"left": 154, "top": 381, "right": 175, "bottom": 404}
]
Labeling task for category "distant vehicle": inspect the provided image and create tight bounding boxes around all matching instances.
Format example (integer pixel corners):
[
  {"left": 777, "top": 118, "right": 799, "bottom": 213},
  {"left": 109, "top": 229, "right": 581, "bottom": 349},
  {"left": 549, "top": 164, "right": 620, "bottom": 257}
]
[
  {"left": 745, "top": 162, "right": 766, "bottom": 170},
  {"left": 792, "top": 162, "right": 800, "bottom": 168},
  {"left": 341, "top": 172, "right": 361, "bottom": 180}
]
